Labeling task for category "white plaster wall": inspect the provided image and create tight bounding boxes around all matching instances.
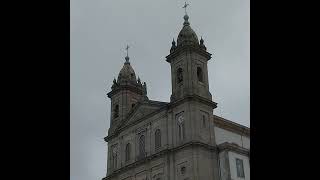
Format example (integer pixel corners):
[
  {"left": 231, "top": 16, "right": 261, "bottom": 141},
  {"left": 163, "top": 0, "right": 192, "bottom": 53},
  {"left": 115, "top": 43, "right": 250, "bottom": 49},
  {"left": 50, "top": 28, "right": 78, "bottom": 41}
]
[
  {"left": 214, "top": 127, "right": 250, "bottom": 149},
  {"left": 228, "top": 151, "right": 250, "bottom": 180},
  {"left": 242, "top": 136, "right": 250, "bottom": 149}
]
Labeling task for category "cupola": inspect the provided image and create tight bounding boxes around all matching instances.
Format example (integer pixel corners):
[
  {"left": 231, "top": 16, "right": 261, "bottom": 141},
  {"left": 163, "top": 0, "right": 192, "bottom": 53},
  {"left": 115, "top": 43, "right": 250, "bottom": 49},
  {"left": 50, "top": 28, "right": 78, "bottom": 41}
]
[{"left": 176, "top": 14, "right": 199, "bottom": 46}]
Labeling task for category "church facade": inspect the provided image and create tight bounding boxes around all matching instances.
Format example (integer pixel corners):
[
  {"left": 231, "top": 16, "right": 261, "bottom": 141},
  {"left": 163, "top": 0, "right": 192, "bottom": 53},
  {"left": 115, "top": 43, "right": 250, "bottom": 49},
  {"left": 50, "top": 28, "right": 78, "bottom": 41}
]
[{"left": 102, "top": 13, "right": 250, "bottom": 180}]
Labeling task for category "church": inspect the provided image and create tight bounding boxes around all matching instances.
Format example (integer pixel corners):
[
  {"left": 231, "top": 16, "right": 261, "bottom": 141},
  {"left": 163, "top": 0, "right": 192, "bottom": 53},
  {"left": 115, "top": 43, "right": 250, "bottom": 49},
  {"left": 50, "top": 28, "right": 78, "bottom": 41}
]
[{"left": 102, "top": 8, "right": 250, "bottom": 180}]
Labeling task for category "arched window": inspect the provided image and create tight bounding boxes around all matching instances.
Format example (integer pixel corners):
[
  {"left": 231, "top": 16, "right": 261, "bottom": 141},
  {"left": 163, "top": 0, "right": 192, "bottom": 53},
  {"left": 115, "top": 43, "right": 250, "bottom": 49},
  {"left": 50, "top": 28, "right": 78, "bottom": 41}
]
[
  {"left": 114, "top": 104, "right": 119, "bottom": 118},
  {"left": 139, "top": 135, "right": 145, "bottom": 156},
  {"left": 125, "top": 143, "right": 131, "bottom": 161},
  {"left": 177, "top": 68, "right": 183, "bottom": 84},
  {"left": 197, "top": 67, "right": 203, "bottom": 82},
  {"left": 155, "top": 129, "right": 161, "bottom": 150}
]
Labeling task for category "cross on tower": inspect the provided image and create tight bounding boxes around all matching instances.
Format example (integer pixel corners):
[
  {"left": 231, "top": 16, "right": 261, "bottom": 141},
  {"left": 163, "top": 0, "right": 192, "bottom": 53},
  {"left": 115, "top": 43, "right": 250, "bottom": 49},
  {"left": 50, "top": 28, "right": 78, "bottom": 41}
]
[
  {"left": 125, "top": 45, "right": 130, "bottom": 57},
  {"left": 182, "top": 2, "right": 189, "bottom": 15}
]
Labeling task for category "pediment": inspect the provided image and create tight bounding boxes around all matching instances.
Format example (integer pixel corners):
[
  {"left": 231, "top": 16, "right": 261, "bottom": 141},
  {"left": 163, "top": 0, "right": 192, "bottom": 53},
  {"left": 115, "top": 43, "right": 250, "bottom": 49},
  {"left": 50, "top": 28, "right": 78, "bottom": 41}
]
[{"left": 116, "top": 101, "right": 167, "bottom": 131}]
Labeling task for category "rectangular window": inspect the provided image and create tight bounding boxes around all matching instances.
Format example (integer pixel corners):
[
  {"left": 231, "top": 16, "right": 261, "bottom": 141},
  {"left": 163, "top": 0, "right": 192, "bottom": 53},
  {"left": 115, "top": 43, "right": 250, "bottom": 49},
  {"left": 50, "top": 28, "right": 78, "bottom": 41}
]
[{"left": 236, "top": 158, "right": 245, "bottom": 178}]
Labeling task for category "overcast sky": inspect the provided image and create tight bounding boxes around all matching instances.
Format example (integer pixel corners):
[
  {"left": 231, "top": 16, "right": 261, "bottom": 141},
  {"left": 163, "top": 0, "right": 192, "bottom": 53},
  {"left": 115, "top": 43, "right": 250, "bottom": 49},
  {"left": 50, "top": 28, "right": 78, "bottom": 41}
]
[{"left": 71, "top": 0, "right": 249, "bottom": 180}]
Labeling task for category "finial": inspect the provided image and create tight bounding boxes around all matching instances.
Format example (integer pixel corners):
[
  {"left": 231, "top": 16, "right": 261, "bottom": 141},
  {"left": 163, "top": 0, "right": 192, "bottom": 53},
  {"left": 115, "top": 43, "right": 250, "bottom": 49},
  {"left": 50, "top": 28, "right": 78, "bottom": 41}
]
[
  {"left": 183, "top": 15, "right": 190, "bottom": 26},
  {"left": 172, "top": 38, "right": 176, "bottom": 45},
  {"left": 143, "top": 82, "right": 147, "bottom": 95},
  {"left": 142, "top": 82, "right": 149, "bottom": 101},
  {"left": 200, "top": 36, "right": 206, "bottom": 50},
  {"left": 200, "top": 36, "right": 204, "bottom": 44},
  {"left": 125, "top": 45, "right": 130, "bottom": 63},
  {"left": 182, "top": 2, "right": 190, "bottom": 26},
  {"left": 112, "top": 77, "right": 118, "bottom": 89},
  {"left": 170, "top": 38, "right": 176, "bottom": 53}
]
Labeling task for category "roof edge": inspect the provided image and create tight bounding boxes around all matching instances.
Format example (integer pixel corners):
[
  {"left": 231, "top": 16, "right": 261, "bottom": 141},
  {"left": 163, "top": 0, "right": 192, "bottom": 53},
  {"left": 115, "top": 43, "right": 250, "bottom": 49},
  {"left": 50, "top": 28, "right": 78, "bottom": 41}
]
[{"left": 213, "top": 115, "right": 250, "bottom": 137}]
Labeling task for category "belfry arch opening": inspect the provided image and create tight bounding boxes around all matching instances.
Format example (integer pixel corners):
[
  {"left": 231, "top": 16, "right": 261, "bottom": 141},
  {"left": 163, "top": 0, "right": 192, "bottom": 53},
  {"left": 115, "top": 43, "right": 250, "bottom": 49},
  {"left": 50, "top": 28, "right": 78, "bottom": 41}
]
[
  {"left": 177, "top": 68, "right": 183, "bottom": 84},
  {"left": 197, "top": 67, "right": 203, "bottom": 82},
  {"left": 114, "top": 104, "right": 119, "bottom": 118}
]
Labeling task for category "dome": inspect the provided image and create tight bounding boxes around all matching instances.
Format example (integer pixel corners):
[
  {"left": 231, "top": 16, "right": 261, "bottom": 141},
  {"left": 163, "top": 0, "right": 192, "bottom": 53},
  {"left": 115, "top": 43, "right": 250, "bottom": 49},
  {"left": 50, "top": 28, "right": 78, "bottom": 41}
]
[
  {"left": 117, "top": 56, "right": 137, "bottom": 83},
  {"left": 177, "top": 15, "right": 199, "bottom": 46}
]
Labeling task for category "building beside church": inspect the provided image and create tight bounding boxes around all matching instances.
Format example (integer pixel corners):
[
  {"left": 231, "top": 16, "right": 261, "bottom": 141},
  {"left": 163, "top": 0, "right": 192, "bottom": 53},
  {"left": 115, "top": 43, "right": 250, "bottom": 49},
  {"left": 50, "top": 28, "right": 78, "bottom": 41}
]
[{"left": 102, "top": 13, "right": 250, "bottom": 180}]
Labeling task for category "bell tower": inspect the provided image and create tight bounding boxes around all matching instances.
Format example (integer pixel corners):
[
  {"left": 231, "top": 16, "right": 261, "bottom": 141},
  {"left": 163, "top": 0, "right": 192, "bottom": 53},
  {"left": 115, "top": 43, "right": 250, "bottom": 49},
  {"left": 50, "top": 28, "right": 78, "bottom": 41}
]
[
  {"left": 166, "top": 14, "right": 213, "bottom": 102},
  {"left": 107, "top": 48, "right": 148, "bottom": 133},
  {"left": 165, "top": 8, "right": 217, "bottom": 147}
]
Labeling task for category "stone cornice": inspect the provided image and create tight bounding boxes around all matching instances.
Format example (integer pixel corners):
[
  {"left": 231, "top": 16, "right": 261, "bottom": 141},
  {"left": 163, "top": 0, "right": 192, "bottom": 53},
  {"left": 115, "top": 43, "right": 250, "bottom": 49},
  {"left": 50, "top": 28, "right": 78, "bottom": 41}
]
[
  {"left": 213, "top": 115, "right": 250, "bottom": 137},
  {"left": 166, "top": 45, "right": 212, "bottom": 63},
  {"left": 168, "top": 95, "right": 217, "bottom": 109},
  {"left": 217, "top": 142, "right": 250, "bottom": 156},
  {"left": 102, "top": 141, "right": 218, "bottom": 180},
  {"left": 107, "top": 84, "right": 144, "bottom": 98}
]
